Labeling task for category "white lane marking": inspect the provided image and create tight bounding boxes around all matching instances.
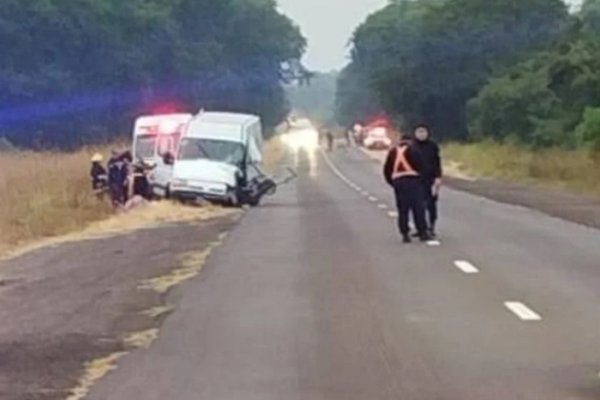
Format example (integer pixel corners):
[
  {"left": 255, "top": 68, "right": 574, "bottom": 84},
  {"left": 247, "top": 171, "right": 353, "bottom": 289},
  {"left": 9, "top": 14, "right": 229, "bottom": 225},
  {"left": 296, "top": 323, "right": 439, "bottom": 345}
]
[
  {"left": 388, "top": 211, "right": 398, "bottom": 218},
  {"left": 368, "top": 196, "right": 378, "bottom": 202},
  {"left": 378, "top": 204, "right": 388, "bottom": 209},
  {"left": 427, "top": 240, "right": 441, "bottom": 247},
  {"left": 453, "top": 260, "right": 479, "bottom": 274},
  {"left": 321, "top": 148, "right": 352, "bottom": 181},
  {"left": 504, "top": 302, "right": 542, "bottom": 321},
  {"left": 362, "top": 191, "right": 370, "bottom": 196}
]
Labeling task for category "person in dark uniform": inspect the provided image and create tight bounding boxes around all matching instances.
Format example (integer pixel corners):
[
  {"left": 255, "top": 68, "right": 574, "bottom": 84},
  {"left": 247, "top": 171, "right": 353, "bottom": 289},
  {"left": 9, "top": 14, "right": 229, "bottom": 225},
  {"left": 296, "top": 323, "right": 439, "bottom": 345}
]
[
  {"left": 107, "top": 150, "right": 128, "bottom": 207},
  {"left": 383, "top": 134, "right": 430, "bottom": 243},
  {"left": 90, "top": 153, "right": 107, "bottom": 196},
  {"left": 132, "top": 158, "right": 155, "bottom": 200},
  {"left": 120, "top": 150, "right": 133, "bottom": 202},
  {"left": 414, "top": 124, "right": 442, "bottom": 237},
  {"left": 325, "top": 130, "right": 334, "bottom": 152}
]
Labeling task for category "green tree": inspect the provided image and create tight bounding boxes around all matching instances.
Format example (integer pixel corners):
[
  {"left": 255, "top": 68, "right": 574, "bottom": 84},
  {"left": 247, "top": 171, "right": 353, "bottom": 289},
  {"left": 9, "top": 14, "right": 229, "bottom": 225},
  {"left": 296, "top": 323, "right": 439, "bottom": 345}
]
[
  {"left": 338, "top": 0, "right": 569, "bottom": 138},
  {"left": 0, "top": 0, "right": 305, "bottom": 148},
  {"left": 469, "top": 37, "right": 600, "bottom": 147},
  {"left": 576, "top": 107, "right": 600, "bottom": 149}
]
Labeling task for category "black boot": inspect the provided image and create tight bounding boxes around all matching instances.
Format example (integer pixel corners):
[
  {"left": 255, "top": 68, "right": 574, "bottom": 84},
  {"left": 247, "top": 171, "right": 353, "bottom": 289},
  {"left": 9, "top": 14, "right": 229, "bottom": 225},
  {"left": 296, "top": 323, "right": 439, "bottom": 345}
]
[
  {"left": 419, "top": 233, "right": 432, "bottom": 242},
  {"left": 402, "top": 235, "right": 412, "bottom": 244}
]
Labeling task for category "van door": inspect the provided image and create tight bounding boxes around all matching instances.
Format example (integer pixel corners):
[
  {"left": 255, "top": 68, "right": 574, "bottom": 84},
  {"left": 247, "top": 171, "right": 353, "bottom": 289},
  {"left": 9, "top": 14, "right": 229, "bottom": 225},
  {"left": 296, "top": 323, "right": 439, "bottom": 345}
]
[{"left": 152, "top": 134, "right": 177, "bottom": 197}]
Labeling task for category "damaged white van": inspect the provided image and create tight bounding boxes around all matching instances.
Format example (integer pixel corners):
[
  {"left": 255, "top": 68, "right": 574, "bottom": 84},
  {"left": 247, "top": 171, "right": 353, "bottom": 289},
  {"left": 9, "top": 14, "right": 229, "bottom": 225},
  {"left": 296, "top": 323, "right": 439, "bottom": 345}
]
[{"left": 169, "top": 112, "right": 270, "bottom": 206}]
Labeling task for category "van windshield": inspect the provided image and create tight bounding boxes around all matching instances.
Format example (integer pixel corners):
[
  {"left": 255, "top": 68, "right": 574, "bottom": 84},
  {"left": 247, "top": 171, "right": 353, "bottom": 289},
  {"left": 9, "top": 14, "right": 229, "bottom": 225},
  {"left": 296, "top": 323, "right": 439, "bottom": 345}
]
[
  {"left": 135, "top": 135, "right": 157, "bottom": 159},
  {"left": 178, "top": 138, "right": 245, "bottom": 165}
]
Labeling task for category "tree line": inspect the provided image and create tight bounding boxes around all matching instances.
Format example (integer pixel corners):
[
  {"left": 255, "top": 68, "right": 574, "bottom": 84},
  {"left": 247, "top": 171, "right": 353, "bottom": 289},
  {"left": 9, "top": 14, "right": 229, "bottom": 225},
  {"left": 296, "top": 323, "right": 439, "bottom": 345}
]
[
  {"left": 0, "top": 0, "right": 305, "bottom": 149},
  {"left": 336, "top": 0, "right": 600, "bottom": 149}
]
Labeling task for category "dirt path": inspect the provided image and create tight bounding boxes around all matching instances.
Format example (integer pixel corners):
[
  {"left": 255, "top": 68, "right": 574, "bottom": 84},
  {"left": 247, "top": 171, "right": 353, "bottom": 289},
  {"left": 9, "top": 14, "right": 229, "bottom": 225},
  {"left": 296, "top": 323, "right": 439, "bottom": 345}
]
[{"left": 0, "top": 213, "right": 238, "bottom": 400}]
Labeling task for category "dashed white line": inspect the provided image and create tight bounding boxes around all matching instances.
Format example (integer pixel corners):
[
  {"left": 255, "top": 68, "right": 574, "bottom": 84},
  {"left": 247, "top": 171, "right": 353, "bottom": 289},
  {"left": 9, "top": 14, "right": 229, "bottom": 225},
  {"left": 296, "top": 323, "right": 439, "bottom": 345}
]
[
  {"left": 388, "top": 211, "right": 398, "bottom": 218},
  {"left": 427, "top": 240, "right": 441, "bottom": 247},
  {"left": 453, "top": 260, "right": 479, "bottom": 274},
  {"left": 504, "top": 302, "right": 542, "bottom": 321},
  {"left": 368, "top": 196, "right": 378, "bottom": 202},
  {"left": 378, "top": 204, "right": 388, "bottom": 209}
]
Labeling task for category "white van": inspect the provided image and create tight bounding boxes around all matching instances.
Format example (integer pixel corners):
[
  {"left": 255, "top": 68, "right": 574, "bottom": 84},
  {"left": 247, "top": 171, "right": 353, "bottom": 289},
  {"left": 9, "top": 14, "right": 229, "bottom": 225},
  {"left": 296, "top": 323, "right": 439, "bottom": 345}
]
[
  {"left": 132, "top": 113, "right": 192, "bottom": 197},
  {"left": 170, "top": 112, "right": 264, "bottom": 205}
]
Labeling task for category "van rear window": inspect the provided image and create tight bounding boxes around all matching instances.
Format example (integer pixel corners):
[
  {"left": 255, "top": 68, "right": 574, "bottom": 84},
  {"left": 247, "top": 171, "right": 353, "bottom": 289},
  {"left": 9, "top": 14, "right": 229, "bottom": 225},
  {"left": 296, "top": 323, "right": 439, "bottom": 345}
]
[{"left": 134, "top": 135, "right": 156, "bottom": 159}]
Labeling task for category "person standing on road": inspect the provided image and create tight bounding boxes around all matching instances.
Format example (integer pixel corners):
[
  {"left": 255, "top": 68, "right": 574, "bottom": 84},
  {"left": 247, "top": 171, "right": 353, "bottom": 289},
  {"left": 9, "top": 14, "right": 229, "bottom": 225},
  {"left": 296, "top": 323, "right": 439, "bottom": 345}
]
[
  {"left": 414, "top": 124, "right": 442, "bottom": 237},
  {"left": 326, "top": 130, "right": 334, "bottom": 152},
  {"left": 383, "top": 134, "right": 430, "bottom": 243}
]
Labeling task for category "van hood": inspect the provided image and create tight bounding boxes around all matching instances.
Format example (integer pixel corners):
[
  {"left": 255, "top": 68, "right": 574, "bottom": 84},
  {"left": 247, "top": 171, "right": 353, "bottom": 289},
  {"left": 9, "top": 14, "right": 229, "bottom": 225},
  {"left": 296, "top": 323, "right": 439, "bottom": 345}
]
[{"left": 173, "top": 159, "right": 239, "bottom": 187}]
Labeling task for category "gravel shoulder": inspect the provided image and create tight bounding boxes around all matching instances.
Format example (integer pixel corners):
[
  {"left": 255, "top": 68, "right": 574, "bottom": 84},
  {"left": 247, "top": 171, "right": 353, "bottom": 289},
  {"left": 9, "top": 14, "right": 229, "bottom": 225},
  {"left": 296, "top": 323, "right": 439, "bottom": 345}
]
[
  {"left": 0, "top": 212, "right": 239, "bottom": 400},
  {"left": 361, "top": 147, "right": 600, "bottom": 230}
]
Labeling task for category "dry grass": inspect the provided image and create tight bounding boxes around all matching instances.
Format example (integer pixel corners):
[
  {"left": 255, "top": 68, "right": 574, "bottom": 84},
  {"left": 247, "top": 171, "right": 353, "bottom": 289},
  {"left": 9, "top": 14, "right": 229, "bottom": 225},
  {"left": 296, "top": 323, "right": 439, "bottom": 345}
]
[
  {"left": 0, "top": 146, "right": 237, "bottom": 259},
  {"left": 0, "top": 133, "right": 282, "bottom": 259},
  {"left": 2, "top": 200, "right": 236, "bottom": 261},
  {"left": 443, "top": 141, "right": 600, "bottom": 195},
  {"left": 0, "top": 147, "right": 114, "bottom": 256}
]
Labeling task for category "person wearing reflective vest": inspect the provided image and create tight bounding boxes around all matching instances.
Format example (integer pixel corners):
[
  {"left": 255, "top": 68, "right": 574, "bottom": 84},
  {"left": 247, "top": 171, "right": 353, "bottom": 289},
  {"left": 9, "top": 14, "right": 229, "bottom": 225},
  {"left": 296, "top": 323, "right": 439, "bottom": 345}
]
[{"left": 383, "top": 134, "right": 430, "bottom": 243}]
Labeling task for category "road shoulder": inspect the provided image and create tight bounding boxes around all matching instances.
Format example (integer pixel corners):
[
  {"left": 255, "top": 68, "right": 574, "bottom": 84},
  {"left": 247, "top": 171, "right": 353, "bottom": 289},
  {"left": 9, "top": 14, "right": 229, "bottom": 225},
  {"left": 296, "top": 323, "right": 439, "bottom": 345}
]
[
  {"left": 358, "top": 146, "right": 600, "bottom": 230},
  {"left": 0, "top": 212, "right": 238, "bottom": 400}
]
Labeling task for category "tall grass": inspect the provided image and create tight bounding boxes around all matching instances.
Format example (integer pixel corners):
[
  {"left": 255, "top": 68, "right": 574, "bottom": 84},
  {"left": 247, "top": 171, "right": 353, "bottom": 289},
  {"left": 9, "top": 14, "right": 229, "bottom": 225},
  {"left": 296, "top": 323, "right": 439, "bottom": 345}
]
[
  {"left": 0, "top": 148, "right": 114, "bottom": 255},
  {"left": 443, "top": 141, "right": 600, "bottom": 195},
  {"left": 0, "top": 134, "right": 287, "bottom": 257}
]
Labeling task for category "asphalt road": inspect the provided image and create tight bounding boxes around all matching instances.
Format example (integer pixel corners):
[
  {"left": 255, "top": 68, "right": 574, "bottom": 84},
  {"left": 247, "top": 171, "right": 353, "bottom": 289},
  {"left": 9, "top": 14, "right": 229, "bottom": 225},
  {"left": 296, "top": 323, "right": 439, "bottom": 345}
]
[{"left": 88, "top": 146, "right": 600, "bottom": 400}]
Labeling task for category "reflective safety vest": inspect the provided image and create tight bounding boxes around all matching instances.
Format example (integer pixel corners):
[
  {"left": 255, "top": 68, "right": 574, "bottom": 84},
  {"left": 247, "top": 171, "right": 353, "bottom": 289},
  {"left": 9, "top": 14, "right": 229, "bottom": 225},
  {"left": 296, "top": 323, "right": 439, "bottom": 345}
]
[{"left": 392, "top": 146, "right": 418, "bottom": 179}]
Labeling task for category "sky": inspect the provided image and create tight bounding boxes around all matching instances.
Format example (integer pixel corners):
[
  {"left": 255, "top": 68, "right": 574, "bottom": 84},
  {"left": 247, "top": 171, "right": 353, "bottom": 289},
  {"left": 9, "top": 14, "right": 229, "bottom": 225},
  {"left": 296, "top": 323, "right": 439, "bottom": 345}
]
[{"left": 278, "top": 0, "right": 387, "bottom": 72}]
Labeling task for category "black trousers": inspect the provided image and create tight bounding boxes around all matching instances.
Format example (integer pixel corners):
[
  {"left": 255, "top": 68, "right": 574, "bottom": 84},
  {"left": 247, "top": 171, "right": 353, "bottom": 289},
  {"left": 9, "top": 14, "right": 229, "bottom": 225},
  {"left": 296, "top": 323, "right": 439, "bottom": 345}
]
[
  {"left": 422, "top": 178, "right": 438, "bottom": 230},
  {"left": 393, "top": 177, "right": 427, "bottom": 237},
  {"left": 109, "top": 182, "right": 126, "bottom": 206}
]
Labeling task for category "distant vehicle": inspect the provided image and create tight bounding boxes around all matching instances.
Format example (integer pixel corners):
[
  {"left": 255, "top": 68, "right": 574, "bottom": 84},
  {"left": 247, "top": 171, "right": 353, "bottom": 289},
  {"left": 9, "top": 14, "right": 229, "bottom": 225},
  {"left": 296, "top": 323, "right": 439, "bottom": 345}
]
[
  {"left": 363, "top": 126, "right": 392, "bottom": 150},
  {"left": 132, "top": 113, "right": 192, "bottom": 198},
  {"left": 169, "top": 112, "right": 270, "bottom": 206}
]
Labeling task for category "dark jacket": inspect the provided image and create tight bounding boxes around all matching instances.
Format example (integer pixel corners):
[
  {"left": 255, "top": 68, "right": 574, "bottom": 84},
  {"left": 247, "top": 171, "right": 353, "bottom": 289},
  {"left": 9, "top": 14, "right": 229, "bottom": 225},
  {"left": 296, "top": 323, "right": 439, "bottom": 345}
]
[
  {"left": 415, "top": 139, "right": 442, "bottom": 181},
  {"left": 107, "top": 157, "right": 128, "bottom": 186},
  {"left": 90, "top": 163, "right": 107, "bottom": 190},
  {"left": 383, "top": 143, "right": 424, "bottom": 186}
]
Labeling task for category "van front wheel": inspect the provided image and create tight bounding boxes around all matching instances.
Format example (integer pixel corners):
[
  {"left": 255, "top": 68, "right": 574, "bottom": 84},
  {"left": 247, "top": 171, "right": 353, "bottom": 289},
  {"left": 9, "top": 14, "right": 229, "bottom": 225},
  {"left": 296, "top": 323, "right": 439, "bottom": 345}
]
[{"left": 226, "top": 187, "right": 241, "bottom": 207}]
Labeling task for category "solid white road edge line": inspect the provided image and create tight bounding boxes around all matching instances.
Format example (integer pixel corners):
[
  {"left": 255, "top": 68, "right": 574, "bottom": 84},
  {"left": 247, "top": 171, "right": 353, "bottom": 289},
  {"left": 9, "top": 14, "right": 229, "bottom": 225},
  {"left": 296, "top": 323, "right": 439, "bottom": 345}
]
[
  {"left": 320, "top": 148, "right": 358, "bottom": 187},
  {"left": 504, "top": 302, "right": 542, "bottom": 321},
  {"left": 453, "top": 260, "right": 480, "bottom": 274}
]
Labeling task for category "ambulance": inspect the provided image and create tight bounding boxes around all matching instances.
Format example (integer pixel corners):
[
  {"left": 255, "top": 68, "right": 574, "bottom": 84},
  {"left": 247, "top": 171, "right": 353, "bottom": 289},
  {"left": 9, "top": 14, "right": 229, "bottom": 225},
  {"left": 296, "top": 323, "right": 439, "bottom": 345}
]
[{"left": 132, "top": 113, "right": 192, "bottom": 198}]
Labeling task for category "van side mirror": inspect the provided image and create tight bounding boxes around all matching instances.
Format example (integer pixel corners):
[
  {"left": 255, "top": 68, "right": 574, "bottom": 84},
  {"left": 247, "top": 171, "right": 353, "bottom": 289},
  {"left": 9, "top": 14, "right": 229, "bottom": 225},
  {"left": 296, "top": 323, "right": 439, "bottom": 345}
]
[{"left": 163, "top": 152, "right": 174, "bottom": 165}]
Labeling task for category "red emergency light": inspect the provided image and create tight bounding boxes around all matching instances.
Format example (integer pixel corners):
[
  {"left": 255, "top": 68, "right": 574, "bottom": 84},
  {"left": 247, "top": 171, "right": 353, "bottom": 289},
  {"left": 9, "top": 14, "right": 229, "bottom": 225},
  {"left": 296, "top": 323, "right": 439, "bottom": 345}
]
[
  {"left": 139, "top": 119, "right": 183, "bottom": 135},
  {"left": 151, "top": 101, "right": 185, "bottom": 115},
  {"left": 365, "top": 114, "right": 392, "bottom": 130}
]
